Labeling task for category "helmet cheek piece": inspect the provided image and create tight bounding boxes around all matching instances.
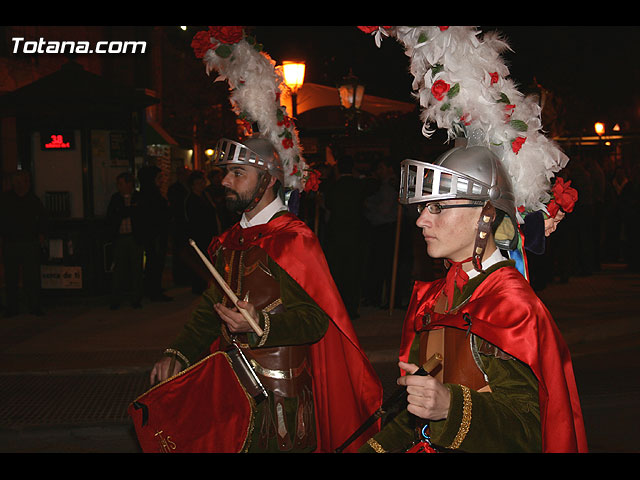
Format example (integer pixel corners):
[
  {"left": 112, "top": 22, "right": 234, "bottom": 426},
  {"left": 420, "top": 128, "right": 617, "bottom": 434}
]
[
  {"left": 473, "top": 202, "right": 496, "bottom": 272},
  {"left": 244, "top": 171, "right": 273, "bottom": 213}
]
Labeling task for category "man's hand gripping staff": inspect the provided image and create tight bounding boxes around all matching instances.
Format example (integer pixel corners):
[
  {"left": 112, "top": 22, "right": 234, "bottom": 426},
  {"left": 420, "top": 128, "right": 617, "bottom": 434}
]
[{"left": 188, "top": 238, "right": 263, "bottom": 337}]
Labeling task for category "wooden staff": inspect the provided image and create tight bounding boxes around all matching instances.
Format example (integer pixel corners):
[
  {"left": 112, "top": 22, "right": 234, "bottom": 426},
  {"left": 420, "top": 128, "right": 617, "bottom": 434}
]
[
  {"left": 314, "top": 192, "right": 321, "bottom": 236},
  {"left": 389, "top": 203, "right": 403, "bottom": 316},
  {"left": 188, "top": 239, "right": 263, "bottom": 337}
]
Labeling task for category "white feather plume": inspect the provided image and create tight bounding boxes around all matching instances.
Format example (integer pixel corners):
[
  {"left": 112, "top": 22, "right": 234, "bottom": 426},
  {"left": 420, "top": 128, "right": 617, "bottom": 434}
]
[
  {"left": 364, "top": 26, "right": 569, "bottom": 216},
  {"left": 200, "top": 32, "right": 306, "bottom": 191}
]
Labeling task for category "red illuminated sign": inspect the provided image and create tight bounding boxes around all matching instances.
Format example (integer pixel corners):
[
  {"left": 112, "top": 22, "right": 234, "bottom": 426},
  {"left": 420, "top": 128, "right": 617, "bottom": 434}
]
[
  {"left": 45, "top": 134, "right": 71, "bottom": 149},
  {"left": 40, "top": 131, "right": 75, "bottom": 151}
]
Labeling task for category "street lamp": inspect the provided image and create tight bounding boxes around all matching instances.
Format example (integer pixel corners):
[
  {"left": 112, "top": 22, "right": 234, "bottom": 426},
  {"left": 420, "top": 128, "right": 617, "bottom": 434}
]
[
  {"left": 339, "top": 70, "right": 365, "bottom": 132},
  {"left": 594, "top": 122, "right": 605, "bottom": 136},
  {"left": 339, "top": 70, "right": 365, "bottom": 110},
  {"left": 281, "top": 61, "right": 305, "bottom": 117}
]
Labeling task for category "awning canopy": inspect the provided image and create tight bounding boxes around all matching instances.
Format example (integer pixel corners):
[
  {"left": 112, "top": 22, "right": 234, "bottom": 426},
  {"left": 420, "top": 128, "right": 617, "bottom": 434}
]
[
  {"left": 0, "top": 61, "right": 158, "bottom": 117},
  {"left": 280, "top": 82, "right": 416, "bottom": 117}
]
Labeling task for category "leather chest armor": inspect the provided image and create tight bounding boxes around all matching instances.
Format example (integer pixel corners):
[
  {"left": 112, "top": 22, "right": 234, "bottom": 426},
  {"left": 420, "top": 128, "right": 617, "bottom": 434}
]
[
  {"left": 215, "top": 244, "right": 315, "bottom": 451},
  {"left": 417, "top": 290, "right": 514, "bottom": 393}
]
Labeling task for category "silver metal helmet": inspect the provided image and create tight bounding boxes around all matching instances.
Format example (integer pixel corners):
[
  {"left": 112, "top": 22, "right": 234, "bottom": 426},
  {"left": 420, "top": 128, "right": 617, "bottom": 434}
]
[
  {"left": 399, "top": 145, "right": 519, "bottom": 250},
  {"left": 212, "top": 135, "right": 284, "bottom": 185}
]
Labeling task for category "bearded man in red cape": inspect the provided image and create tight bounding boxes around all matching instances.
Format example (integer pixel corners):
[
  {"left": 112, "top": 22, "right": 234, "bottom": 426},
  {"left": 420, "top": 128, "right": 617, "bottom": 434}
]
[
  {"left": 359, "top": 145, "right": 587, "bottom": 453},
  {"left": 147, "top": 135, "right": 382, "bottom": 453}
]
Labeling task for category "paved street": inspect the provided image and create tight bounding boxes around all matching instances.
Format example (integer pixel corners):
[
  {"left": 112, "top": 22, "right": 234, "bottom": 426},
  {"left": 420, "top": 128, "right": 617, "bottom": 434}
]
[{"left": 0, "top": 263, "right": 638, "bottom": 453}]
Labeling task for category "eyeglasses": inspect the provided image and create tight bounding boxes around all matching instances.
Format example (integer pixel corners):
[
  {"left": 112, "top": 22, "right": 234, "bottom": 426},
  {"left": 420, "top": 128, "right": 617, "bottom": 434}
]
[{"left": 417, "top": 202, "right": 484, "bottom": 215}]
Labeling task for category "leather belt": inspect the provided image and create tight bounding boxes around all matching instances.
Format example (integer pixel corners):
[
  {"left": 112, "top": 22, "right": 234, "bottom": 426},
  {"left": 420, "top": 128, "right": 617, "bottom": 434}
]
[{"left": 250, "top": 358, "right": 309, "bottom": 380}]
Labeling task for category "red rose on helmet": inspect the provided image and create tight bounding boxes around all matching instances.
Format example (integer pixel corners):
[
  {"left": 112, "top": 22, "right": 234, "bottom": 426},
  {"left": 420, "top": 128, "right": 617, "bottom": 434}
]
[
  {"left": 282, "top": 137, "right": 294, "bottom": 149},
  {"left": 209, "top": 26, "right": 244, "bottom": 44},
  {"left": 547, "top": 199, "right": 560, "bottom": 218},
  {"left": 191, "top": 30, "right": 216, "bottom": 58},
  {"left": 358, "top": 26, "right": 392, "bottom": 33},
  {"left": 431, "top": 79, "right": 450, "bottom": 101},
  {"left": 511, "top": 136, "right": 526, "bottom": 154},
  {"left": 551, "top": 177, "right": 578, "bottom": 214},
  {"left": 304, "top": 170, "right": 321, "bottom": 192},
  {"left": 278, "top": 115, "right": 292, "bottom": 128},
  {"left": 504, "top": 104, "right": 516, "bottom": 121}
]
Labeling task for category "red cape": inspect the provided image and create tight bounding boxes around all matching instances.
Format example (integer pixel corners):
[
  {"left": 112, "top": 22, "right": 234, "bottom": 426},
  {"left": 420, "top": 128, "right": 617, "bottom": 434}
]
[
  {"left": 399, "top": 266, "right": 588, "bottom": 453},
  {"left": 208, "top": 213, "right": 383, "bottom": 452}
]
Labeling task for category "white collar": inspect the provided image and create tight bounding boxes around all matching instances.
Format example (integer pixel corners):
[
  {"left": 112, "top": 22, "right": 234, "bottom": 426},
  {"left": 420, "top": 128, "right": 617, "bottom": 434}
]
[
  {"left": 467, "top": 248, "right": 507, "bottom": 280},
  {"left": 240, "top": 196, "right": 288, "bottom": 228}
]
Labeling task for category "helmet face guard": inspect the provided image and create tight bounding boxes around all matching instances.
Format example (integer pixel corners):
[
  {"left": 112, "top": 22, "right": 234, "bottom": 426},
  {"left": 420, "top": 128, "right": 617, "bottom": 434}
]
[
  {"left": 212, "top": 136, "right": 284, "bottom": 213},
  {"left": 212, "top": 136, "right": 284, "bottom": 185},
  {"left": 399, "top": 159, "right": 494, "bottom": 205},
  {"left": 400, "top": 146, "right": 519, "bottom": 252}
]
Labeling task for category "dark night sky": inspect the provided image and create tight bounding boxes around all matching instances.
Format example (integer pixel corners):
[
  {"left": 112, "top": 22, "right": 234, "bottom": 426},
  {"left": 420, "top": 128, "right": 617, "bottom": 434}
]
[
  {"left": 8, "top": 24, "right": 635, "bottom": 133},
  {"left": 250, "top": 25, "right": 640, "bottom": 132}
]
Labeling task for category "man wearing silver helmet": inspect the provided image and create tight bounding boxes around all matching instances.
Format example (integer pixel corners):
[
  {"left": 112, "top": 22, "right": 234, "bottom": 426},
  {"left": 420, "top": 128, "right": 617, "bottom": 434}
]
[
  {"left": 147, "top": 135, "right": 381, "bottom": 453},
  {"left": 360, "top": 145, "right": 587, "bottom": 453}
]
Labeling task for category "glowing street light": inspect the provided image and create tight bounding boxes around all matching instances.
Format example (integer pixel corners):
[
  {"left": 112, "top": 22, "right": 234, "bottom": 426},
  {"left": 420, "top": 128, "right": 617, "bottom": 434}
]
[
  {"left": 282, "top": 61, "right": 305, "bottom": 91},
  {"left": 281, "top": 61, "right": 305, "bottom": 117},
  {"left": 594, "top": 122, "right": 605, "bottom": 136}
]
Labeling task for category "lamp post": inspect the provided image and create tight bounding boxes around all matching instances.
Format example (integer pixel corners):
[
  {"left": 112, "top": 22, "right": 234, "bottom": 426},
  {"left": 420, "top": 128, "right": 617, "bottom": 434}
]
[
  {"left": 594, "top": 121, "right": 608, "bottom": 168},
  {"left": 595, "top": 121, "right": 609, "bottom": 146},
  {"left": 281, "top": 61, "right": 305, "bottom": 117},
  {"left": 338, "top": 70, "right": 365, "bottom": 132}
]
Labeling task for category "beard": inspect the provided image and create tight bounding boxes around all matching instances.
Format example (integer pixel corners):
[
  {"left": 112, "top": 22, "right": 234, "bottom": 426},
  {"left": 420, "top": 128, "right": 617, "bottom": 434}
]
[
  {"left": 224, "top": 188, "right": 251, "bottom": 213},
  {"left": 224, "top": 185, "right": 262, "bottom": 213},
  {"left": 224, "top": 170, "right": 270, "bottom": 213}
]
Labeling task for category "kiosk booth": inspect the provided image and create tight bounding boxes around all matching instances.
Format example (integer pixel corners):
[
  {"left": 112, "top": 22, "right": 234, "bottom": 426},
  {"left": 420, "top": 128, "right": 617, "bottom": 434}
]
[{"left": 0, "top": 61, "right": 159, "bottom": 296}]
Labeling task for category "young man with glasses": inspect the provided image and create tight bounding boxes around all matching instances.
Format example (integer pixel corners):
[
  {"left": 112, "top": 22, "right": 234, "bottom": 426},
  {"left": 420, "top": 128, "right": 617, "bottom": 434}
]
[{"left": 359, "top": 145, "right": 587, "bottom": 453}]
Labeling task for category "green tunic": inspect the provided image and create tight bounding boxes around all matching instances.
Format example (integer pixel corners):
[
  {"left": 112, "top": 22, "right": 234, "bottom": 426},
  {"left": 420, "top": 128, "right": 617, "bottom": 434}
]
[
  {"left": 360, "top": 262, "right": 541, "bottom": 453},
  {"left": 168, "top": 247, "right": 330, "bottom": 452}
]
